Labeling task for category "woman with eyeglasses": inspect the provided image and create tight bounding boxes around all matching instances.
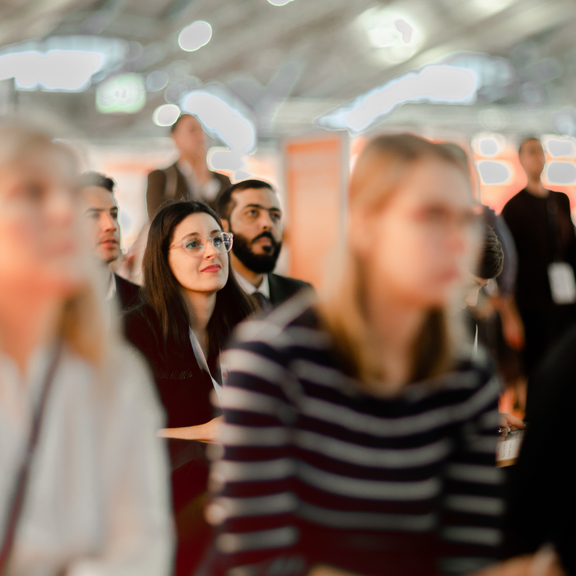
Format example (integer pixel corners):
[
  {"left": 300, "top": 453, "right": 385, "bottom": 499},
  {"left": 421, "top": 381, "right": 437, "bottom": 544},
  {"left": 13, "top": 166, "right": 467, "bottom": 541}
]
[
  {"left": 123, "top": 200, "right": 256, "bottom": 576},
  {"left": 202, "top": 134, "right": 508, "bottom": 576}
]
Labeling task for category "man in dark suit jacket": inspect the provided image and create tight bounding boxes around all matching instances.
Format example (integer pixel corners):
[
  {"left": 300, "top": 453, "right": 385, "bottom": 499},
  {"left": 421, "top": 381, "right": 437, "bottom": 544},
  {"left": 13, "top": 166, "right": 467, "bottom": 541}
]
[
  {"left": 80, "top": 172, "right": 140, "bottom": 312},
  {"left": 216, "top": 179, "right": 313, "bottom": 309},
  {"left": 146, "top": 114, "right": 231, "bottom": 218}
]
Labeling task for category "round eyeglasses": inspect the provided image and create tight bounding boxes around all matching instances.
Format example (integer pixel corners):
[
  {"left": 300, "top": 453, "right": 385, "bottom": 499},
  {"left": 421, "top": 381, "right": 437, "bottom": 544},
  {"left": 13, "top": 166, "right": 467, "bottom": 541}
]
[{"left": 170, "top": 232, "right": 234, "bottom": 256}]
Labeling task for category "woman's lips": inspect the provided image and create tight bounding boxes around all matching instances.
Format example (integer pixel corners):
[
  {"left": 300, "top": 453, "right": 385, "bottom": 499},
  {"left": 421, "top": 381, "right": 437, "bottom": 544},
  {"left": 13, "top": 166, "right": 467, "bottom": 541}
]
[{"left": 201, "top": 264, "right": 222, "bottom": 273}]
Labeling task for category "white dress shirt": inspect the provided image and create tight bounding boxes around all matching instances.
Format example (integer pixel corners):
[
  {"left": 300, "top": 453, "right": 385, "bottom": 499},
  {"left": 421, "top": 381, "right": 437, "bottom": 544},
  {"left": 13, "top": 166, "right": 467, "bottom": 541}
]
[
  {"left": 234, "top": 270, "right": 271, "bottom": 299},
  {"left": 188, "top": 328, "right": 224, "bottom": 405},
  {"left": 0, "top": 343, "right": 173, "bottom": 576}
]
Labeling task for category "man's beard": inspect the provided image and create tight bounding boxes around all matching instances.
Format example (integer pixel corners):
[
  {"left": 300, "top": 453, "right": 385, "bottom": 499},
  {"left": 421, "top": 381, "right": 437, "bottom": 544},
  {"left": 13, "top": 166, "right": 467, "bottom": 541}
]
[{"left": 231, "top": 229, "right": 282, "bottom": 274}]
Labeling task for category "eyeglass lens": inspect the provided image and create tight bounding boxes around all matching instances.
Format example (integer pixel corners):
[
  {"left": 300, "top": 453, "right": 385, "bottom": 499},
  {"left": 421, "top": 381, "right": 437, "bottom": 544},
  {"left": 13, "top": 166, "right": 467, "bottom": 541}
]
[{"left": 183, "top": 234, "right": 232, "bottom": 254}]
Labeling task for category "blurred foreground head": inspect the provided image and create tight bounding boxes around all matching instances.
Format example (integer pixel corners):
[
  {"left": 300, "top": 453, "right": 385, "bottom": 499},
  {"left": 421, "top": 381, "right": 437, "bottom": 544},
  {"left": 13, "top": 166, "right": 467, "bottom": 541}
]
[
  {"left": 0, "top": 121, "right": 106, "bottom": 363},
  {"left": 321, "top": 133, "right": 481, "bottom": 383}
]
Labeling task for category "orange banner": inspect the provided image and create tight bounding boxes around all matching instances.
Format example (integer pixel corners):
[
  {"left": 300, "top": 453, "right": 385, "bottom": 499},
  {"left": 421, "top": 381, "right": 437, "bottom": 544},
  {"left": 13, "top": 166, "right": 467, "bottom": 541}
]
[{"left": 283, "top": 132, "right": 349, "bottom": 289}]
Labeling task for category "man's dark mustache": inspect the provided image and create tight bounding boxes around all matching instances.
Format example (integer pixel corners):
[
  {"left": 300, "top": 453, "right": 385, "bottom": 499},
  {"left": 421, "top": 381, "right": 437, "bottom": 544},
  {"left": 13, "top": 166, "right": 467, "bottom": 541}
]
[{"left": 251, "top": 231, "right": 277, "bottom": 246}]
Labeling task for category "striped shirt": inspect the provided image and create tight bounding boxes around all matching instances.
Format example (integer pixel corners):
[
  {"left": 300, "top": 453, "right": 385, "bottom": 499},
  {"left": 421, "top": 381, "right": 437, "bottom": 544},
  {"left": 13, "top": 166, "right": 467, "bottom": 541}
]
[{"left": 204, "top": 297, "right": 504, "bottom": 576}]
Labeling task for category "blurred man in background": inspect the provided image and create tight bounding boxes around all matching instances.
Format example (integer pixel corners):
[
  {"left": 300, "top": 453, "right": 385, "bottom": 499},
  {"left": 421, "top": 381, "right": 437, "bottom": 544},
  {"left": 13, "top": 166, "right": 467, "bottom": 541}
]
[
  {"left": 216, "top": 179, "right": 313, "bottom": 309},
  {"left": 146, "top": 114, "right": 231, "bottom": 218},
  {"left": 502, "top": 137, "right": 576, "bottom": 417},
  {"left": 80, "top": 171, "right": 140, "bottom": 312}
]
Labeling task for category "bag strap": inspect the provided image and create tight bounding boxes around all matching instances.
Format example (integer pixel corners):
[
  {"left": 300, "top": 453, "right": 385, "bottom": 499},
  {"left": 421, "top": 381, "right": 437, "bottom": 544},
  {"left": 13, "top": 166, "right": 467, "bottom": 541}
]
[{"left": 0, "top": 338, "right": 63, "bottom": 575}]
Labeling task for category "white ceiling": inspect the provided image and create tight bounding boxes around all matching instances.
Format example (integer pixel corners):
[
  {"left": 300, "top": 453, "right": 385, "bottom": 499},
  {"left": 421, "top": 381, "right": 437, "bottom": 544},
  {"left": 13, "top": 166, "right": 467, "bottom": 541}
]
[{"left": 2, "top": 0, "right": 576, "bottom": 142}]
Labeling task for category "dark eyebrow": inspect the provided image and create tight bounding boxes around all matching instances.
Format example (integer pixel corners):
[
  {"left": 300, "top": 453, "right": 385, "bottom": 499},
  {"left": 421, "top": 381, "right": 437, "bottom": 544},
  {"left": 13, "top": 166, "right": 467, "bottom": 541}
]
[{"left": 243, "top": 203, "right": 282, "bottom": 212}]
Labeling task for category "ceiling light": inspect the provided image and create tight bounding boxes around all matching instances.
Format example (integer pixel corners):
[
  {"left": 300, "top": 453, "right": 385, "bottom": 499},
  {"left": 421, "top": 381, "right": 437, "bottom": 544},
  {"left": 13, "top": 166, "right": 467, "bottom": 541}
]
[
  {"left": 153, "top": 104, "right": 181, "bottom": 126},
  {"left": 356, "top": 5, "right": 423, "bottom": 64},
  {"left": 96, "top": 74, "right": 146, "bottom": 114},
  {"left": 178, "top": 21, "right": 212, "bottom": 52},
  {"left": 0, "top": 36, "right": 126, "bottom": 92}
]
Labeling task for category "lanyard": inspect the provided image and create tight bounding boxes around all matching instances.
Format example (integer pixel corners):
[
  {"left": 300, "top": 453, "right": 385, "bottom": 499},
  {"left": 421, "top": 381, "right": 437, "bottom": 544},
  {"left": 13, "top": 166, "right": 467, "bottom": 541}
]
[
  {"left": 188, "top": 328, "right": 224, "bottom": 405},
  {"left": 0, "top": 338, "right": 63, "bottom": 575}
]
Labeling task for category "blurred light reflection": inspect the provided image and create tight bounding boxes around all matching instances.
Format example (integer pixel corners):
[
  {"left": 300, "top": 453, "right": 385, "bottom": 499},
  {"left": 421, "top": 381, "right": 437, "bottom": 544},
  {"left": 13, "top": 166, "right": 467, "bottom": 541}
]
[
  {"left": 178, "top": 21, "right": 212, "bottom": 52},
  {"left": 153, "top": 104, "right": 180, "bottom": 126},
  {"left": 0, "top": 36, "right": 127, "bottom": 92},
  {"left": 317, "top": 64, "right": 478, "bottom": 134}
]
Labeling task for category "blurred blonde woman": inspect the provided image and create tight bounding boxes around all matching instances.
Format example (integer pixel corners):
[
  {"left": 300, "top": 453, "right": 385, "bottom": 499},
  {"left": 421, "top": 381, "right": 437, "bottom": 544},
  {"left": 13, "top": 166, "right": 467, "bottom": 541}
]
[
  {"left": 203, "top": 134, "right": 505, "bottom": 576},
  {"left": 0, "top": 123, "right": 172, "bottom": 576}
]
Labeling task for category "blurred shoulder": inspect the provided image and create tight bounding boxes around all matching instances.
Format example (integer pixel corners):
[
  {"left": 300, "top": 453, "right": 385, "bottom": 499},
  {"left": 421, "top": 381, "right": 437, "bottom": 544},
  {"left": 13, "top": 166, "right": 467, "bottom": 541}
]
[
  {"left": 58, "top": 341, "right": 163, "bottom": 423},
  {"left": 268, "top": 273, "right": 316, "bottom": 305},
  {"left": 551, "top": 189, "right": 572, "bottom": 208},
  {"left": 224, "top": 293, "right": 328, "bottom": 363},
  {"left": 502, "top": 189, "right": 527, "bottom": 212},
  {"left": 269, "top": 273, "right": 313, "bottom": 291},
  {"left": 439, "top": 347, "right": 501, "bottom": 408}
]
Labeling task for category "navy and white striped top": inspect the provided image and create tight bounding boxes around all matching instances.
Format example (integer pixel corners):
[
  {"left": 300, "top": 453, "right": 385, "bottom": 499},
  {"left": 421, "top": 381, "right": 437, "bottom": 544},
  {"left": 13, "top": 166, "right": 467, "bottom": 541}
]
[{"left": 204, "top": 297, "right": 504, "bottom": 576}]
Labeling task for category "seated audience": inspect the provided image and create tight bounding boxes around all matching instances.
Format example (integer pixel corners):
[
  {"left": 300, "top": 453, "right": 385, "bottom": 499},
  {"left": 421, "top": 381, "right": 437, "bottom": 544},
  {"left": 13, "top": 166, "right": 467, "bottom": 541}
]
[
  {"left": 123, "top": 201, "right": 255, "bottom": 576},
  {"left": 216, "top": 179, "right": 313, "bottom": 309},
  {"left": 203, "top": 134, "right": 504, "bottom": 576},
  {"left": 79, "top": 171, "right": 140, "bottom": 312},
  {"left": 0, "top": 122, "right": 172, "bottom": 575}
]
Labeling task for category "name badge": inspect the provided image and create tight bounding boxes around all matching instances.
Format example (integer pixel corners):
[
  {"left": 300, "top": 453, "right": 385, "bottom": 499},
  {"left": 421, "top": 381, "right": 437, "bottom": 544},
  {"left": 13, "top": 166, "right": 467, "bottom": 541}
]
[{"left": 548, "top": 262, "right": 576, "bottom": 304}]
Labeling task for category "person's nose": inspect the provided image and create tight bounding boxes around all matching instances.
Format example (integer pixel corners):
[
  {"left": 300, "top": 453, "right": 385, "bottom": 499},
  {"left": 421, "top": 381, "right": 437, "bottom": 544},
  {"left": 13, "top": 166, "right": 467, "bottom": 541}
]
[
  {"left": 259, "top": 211, "right": 274, "bottom": 231},
  {"left": 203, "top": 238, "right": 219, "bottom": 259},
  {"left": 102, "top": 212, "right": 118, "bottom": 233}
]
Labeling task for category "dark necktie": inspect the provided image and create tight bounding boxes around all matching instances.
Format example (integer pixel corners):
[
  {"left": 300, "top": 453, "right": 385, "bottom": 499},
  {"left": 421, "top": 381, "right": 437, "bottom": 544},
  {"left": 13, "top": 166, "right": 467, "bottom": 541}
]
[{"left": 253, "top": 291, "right": 271, "bottom": 312}]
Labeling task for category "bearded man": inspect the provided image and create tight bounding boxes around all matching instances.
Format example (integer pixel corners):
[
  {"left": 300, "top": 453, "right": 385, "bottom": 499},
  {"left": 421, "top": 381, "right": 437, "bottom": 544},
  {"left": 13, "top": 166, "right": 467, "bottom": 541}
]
[{"left": 216, "top": 179, "right": 313, "bottom": 310}]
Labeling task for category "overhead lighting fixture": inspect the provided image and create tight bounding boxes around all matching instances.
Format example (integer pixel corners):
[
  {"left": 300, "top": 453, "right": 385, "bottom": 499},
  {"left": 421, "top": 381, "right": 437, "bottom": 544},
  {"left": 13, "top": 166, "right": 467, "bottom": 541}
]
[
  {"left": 178, "top": 21, "right": 212, "bottom": 52},
  {"left": 0, "top": 36, "right": 127, "bottom": 92},
  {"left": 268, "top": 0, "right": 294, "bottom": 6},
  {"left": 96, "top": 74, "right": 146, "bottom": 114},
  {"left": 356, "top": 5, "right": 423, "bottom": 64},
  {"left": 153, "top": 104, "right": 181, "bottom": 126},
  {"left": 317, "top": 64, "right": 478, "bottom": 134},
  {"left": 181, "top": 87, "right": 257, "bottom": 178}
]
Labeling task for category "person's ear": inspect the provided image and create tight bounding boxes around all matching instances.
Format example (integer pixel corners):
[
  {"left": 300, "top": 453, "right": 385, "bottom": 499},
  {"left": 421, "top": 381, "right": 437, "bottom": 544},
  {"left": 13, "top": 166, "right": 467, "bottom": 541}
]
[{"left": 221, "top": 219, "right": 230, "bottom": 232}]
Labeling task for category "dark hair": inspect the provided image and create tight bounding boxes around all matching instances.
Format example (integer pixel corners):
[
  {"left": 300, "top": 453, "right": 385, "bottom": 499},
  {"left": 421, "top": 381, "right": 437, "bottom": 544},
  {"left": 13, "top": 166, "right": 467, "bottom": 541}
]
[
  {"left": 216, "top": 179, "right": 275, "bottom": 220},
  {"left": 79, "top": 171, "right": 115, "bottom": 193},
  {"left": 141, "top": 200, "right": 257, "bottom": 361},
  {"left": 478, "top": 227, "right": 504, "bottom": 280},
  {"left": 170, "top": 113, "right": 200, "bottom": 134},
  {"left": 518, "top": 136, "right": 541, "bottom": 154}
]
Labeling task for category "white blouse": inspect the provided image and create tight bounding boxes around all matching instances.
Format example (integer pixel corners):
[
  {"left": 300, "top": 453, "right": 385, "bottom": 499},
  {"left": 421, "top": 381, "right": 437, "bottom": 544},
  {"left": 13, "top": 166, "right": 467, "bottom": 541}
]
[{"left": 0, "top": 343, "right": 173, "bottom": 576}]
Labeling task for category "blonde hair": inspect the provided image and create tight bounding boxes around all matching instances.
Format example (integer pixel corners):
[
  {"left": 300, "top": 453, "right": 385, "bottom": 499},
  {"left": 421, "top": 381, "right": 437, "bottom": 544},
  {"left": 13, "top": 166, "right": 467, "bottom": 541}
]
[
  {"left": 0, "top": 121, "right": 109, "bottom": 365},
  {"left": 319, "top": 133, "right": 472, "bottom": 386}
]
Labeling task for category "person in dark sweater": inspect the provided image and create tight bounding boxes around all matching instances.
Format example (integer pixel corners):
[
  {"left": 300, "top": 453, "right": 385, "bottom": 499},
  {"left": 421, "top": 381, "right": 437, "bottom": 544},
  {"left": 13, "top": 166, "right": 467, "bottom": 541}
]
[
  {"left": 202, "top": 135, "right": 506, "bottom": 576},
  {"left": 123, "top": 201, "right": 256, "bottom": 576},
  {"left": 501, "top": 137, "right": 576, "bottom": 415},
  {"left": 216, "top": 179, "right": 314, "bottom": 310}
]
